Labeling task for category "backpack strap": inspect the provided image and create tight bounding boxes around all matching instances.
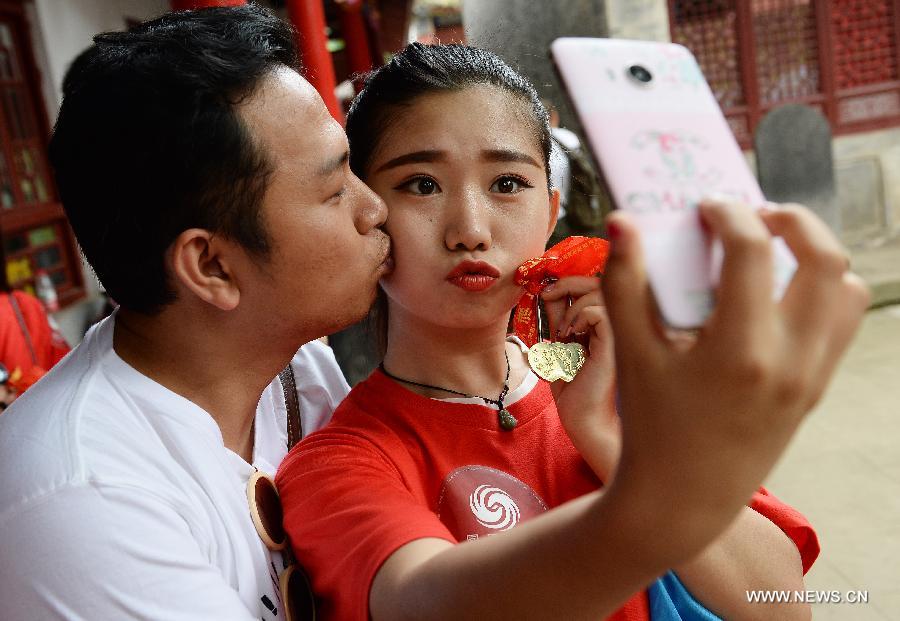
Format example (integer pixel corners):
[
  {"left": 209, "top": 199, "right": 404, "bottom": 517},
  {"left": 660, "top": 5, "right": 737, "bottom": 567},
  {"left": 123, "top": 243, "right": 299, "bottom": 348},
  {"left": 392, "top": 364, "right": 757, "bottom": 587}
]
[
  {"left": 8, "top": 293, "right": 39, "bottom": 366},
  {"left": 278, "top": 364, "right": 303, "bottom": 450}
]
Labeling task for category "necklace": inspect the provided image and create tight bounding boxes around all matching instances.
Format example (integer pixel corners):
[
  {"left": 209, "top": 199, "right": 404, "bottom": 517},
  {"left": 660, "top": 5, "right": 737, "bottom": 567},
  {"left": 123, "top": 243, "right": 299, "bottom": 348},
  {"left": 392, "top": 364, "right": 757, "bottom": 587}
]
[{"left": 379, "top": 351, "right": 518, "bottom": 431}]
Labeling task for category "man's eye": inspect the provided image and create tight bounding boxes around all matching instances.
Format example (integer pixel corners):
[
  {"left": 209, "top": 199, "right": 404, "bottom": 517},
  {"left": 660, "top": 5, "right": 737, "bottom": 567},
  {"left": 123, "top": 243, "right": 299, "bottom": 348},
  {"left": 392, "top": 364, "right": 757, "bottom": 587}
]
[
  {"left": 398, "top": 176, "right": 441, "bottom": 195},
  {"left": 490, "top": 176, "right": 531, "bottom": 194}
]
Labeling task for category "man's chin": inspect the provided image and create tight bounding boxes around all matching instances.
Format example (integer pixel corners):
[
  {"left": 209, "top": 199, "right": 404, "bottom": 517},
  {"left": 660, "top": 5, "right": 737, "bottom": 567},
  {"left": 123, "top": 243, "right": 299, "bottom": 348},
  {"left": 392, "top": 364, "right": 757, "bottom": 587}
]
[{"left": 319, "top": 290, "right": 379, "bottom": 338}]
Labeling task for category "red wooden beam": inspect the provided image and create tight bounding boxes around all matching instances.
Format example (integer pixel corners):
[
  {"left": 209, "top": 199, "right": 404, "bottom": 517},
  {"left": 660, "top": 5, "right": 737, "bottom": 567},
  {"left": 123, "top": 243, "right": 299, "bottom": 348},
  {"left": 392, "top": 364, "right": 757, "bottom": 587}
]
[
  {"left": 894, "top": 0, "right": 900, "bottom": 92},
  {"left": 285, "top": 0, "right": 344, "bottom": 123},
  {"left": 814, "top": 0, "right": 837, "bottom": 128},
  {"left": 339, "top": 1, "right": 374, "bottom": 79},
  {"left": 734, "top": 1, "right": 761, "bottom": 134},
  {"left": 171, "top": 0, "right": 246, "bottom": 10}
]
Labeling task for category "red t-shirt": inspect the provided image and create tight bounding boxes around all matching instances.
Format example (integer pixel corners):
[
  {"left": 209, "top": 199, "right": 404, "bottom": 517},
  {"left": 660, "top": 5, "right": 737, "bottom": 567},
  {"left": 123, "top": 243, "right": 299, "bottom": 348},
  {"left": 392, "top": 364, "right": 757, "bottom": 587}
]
[{"left": 276, "top": 370, "right": 819, "bottom": 621}]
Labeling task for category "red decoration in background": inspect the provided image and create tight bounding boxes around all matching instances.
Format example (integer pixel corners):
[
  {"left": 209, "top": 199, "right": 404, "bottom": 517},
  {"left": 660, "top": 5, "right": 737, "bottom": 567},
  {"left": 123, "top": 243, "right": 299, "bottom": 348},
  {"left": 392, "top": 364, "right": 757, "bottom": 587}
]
[
  {"left": 512, "top": 237, "right": 610, "bottom": 348},
  {"left": 285, "top": 0, "right": 344, "bottom": 123}
]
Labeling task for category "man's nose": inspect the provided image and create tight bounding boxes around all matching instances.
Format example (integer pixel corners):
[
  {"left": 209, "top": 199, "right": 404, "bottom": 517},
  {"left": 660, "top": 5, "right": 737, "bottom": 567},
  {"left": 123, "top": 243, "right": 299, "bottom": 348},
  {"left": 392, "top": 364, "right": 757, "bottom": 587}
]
[
  {"left": 353, "top": 175, "right": 388, "bottom": 233},
  {"left": 444, "top": 188, "right": 491, "bottom": 252}
]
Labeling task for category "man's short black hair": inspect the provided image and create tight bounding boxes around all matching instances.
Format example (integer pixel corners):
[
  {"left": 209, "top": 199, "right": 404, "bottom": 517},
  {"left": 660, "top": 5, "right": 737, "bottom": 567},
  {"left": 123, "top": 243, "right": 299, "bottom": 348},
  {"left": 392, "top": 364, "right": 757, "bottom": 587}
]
[{"left": 49, "top": 4, "right": 298, "bottom": 314}]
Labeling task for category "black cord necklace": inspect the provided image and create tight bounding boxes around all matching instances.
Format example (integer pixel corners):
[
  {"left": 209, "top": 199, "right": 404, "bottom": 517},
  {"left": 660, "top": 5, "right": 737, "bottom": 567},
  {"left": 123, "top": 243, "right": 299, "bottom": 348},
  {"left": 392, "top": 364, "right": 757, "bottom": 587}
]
[{"left": 379, "top": 351, "right": 518, "bottom": 431}]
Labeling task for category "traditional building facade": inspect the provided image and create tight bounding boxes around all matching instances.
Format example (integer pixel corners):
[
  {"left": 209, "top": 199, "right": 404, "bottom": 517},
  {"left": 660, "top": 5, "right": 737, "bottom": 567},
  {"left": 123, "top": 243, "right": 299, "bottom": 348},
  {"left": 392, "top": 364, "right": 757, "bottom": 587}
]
[{"left": 6, "top": 0, "right": 898, "bottom": 342}]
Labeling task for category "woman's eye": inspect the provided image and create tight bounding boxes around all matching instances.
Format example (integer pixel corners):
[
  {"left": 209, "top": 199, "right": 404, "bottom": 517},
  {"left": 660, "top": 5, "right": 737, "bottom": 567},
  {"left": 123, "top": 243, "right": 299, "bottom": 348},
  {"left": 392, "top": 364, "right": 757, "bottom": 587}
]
[
  {"left": 491, "top": 176, "right": 530, "bottom": 194},
  {"left": 398, "top": 176, "right": 441, "bottom": 195}
]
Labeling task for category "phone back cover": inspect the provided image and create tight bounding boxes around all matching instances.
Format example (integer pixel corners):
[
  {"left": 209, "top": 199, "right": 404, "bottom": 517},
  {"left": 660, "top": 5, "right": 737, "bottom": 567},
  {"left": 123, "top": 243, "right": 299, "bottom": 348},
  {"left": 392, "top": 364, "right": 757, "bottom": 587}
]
[{"left": 552, "top": 37, "right": 793, "bottom": 327}]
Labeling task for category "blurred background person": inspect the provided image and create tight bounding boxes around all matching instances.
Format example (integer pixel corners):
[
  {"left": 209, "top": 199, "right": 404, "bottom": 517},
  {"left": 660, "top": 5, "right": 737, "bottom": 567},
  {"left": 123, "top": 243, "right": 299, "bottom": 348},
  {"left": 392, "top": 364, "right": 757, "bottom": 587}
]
[{"left": 0, "top": 270, "right": 70, "bottom": 409}]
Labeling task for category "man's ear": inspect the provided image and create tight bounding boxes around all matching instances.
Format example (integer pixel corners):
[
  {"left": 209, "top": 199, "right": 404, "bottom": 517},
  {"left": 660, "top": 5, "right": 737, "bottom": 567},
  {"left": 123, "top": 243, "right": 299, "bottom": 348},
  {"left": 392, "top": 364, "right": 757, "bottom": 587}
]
[
  {"left": 547, "top": 188, "right": 561, "bottom": 239},
  {"left": 169, "top": 229, "right": 240, "bottom": 311}
]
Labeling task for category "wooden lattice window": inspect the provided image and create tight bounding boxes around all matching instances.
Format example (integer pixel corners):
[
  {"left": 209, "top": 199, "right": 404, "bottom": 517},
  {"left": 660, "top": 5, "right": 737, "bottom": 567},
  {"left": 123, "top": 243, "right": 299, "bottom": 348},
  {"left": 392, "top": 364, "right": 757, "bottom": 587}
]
[
  {"left": 0, "top": 3, "right": 83, "bottom": 306},
  {"left": 753, "top": 1, "right": 821, "bottom": 105},
  {"left": 669, "top": 0, "right": 900, "bottom": 147},
  {"left": 831, "top": 0, "right": 900, "bottom": 124}
]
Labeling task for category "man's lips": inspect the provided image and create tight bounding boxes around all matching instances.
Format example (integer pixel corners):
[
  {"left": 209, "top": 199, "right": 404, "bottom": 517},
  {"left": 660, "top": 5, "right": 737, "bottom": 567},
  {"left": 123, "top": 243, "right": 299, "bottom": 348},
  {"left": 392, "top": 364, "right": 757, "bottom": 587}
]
[
  {"left": 446, "top": 261, "right": 500, "bottom": 292},
  {"left": 377, "top": 237, "right": 394, "bottom": 275}
]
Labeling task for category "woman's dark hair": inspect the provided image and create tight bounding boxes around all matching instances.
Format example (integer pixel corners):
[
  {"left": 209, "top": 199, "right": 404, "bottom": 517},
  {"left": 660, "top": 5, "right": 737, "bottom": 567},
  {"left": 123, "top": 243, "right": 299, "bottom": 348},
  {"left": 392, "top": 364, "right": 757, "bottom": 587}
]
[
  {"left": 48, "top": 4, "right": 297, "bottom": 314},
  {"left": 344, "top": 43, "right": 552, "bottom": 357},
  {"left": 346, "top": 42, "right": 552, "bottom": 183}
]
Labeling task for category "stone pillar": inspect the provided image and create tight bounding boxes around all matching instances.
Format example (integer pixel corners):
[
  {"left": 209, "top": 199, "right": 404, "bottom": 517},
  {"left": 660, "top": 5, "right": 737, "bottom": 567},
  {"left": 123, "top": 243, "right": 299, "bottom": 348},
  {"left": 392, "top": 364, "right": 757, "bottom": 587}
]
[
  {"left": 755, "top": 104, "right": 840, "bottom": 234},
  {"left": 461, "top": 0, "right": 608, "bottom": 131}
]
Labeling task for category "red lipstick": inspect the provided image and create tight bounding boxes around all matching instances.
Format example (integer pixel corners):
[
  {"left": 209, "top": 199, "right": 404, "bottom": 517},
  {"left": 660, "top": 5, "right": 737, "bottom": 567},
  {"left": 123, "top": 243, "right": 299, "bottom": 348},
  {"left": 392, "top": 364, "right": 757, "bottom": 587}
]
[{"left": 446, "top": 261, "right": 500, "bottom": 292}]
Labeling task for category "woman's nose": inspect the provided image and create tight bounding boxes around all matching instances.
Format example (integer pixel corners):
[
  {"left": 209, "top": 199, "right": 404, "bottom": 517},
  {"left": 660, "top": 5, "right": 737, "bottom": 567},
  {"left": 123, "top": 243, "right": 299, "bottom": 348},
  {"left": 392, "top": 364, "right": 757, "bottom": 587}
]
[{"left": 444, "top": 189, "right": 492, "bottom": 252}]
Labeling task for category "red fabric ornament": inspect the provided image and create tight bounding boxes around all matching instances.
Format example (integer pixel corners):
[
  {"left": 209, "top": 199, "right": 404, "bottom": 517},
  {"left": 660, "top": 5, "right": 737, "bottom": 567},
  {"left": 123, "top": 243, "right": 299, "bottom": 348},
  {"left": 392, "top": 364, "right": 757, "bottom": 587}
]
[{"left": 512, "top": 236, "right": 610, "bottom": 347}]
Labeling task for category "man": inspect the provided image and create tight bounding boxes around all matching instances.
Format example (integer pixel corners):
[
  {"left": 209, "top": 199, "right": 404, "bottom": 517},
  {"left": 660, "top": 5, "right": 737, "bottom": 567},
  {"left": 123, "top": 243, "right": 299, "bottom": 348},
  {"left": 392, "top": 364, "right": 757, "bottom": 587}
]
[
  {"left": 0, "top": 5, "right": 389, "bottom": 619},
  {"left": 0, "top": 5, "right": 868, "bottom": 621}
]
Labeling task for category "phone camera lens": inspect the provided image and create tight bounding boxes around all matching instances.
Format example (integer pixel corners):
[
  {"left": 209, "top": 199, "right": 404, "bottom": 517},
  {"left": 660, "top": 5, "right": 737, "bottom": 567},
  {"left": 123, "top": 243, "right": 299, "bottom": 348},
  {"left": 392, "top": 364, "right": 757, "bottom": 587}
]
[{"left": 627, "top": 64, "right": 653, "bottom": 84}]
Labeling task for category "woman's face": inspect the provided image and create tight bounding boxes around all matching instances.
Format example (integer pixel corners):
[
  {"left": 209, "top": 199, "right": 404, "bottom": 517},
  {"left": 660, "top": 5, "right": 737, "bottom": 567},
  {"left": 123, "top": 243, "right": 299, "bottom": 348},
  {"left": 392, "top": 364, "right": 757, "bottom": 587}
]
[{"left": 365, "top": 85, "right": 558, "bottom": 331}]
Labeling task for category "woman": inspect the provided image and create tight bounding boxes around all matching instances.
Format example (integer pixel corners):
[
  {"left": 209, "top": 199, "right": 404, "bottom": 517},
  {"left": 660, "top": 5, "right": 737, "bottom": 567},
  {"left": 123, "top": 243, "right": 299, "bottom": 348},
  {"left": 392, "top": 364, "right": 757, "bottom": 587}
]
[{"left": 276, "top": 43, "right": 819, "bottom": 621}]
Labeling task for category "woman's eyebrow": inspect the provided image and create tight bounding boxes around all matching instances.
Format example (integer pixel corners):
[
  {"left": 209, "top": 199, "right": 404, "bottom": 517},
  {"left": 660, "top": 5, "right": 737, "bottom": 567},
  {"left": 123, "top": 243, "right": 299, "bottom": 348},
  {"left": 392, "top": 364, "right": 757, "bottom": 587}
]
[
  {"left": 374, "top": 150, "right": 445, "bottom": 173},
  {"left": 481, "top": 149, "right": 541, "bottom": 168}
]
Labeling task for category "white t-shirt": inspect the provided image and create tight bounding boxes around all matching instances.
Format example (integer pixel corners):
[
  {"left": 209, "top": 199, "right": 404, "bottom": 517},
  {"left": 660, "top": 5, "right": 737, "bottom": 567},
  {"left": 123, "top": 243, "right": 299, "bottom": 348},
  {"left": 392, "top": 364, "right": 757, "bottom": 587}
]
[{"left": 0, "top": 313, "right": 349, "bottom": 620}]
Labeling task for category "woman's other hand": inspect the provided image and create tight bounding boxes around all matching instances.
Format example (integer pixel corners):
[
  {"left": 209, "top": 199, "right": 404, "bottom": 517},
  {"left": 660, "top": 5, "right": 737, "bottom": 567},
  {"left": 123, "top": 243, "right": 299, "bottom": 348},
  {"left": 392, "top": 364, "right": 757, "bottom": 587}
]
[{"left": 542, "top": 275, "right": 620, "bottom": 482}]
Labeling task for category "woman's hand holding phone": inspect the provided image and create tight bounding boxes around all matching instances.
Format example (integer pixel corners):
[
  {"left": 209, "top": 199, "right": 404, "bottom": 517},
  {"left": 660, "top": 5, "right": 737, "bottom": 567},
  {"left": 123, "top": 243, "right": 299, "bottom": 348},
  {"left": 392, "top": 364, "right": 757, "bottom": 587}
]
[{"left": 600, "top": 198, "right": 868, "bottom": 566}]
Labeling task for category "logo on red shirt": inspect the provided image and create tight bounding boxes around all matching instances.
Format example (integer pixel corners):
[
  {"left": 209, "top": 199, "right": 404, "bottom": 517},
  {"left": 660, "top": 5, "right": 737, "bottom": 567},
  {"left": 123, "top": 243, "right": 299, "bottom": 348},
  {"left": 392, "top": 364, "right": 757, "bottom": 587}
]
[{"left": 437, "top": 465, "right": 548, "bottom": 541}]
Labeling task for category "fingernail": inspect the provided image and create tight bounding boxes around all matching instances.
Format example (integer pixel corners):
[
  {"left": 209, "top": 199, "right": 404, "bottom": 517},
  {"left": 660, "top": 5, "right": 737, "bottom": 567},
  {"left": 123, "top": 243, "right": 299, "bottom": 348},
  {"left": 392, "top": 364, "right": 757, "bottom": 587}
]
[
  {"left": 606, "top": 220, "right": 621, "bottom": 242},
  {"left": 543, "top": 283, "right": 555, "bottom": 293},
  {"left": 698, "top": 209, "right": 712, "bottom": 234}
]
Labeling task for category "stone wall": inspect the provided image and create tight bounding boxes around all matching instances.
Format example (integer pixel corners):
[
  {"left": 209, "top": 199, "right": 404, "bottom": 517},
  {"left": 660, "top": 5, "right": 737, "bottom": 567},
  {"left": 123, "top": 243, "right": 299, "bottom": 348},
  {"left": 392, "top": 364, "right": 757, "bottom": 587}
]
[{"left": 832, "top": 128, "right": 900, "bottom": 246}]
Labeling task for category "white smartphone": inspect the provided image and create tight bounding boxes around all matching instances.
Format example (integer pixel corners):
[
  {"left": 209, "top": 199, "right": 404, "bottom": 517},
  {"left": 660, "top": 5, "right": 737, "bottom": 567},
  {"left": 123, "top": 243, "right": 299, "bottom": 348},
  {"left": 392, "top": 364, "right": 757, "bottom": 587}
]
[{"left": 550, "top": 37, "right": 795, "bottom": 329}]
